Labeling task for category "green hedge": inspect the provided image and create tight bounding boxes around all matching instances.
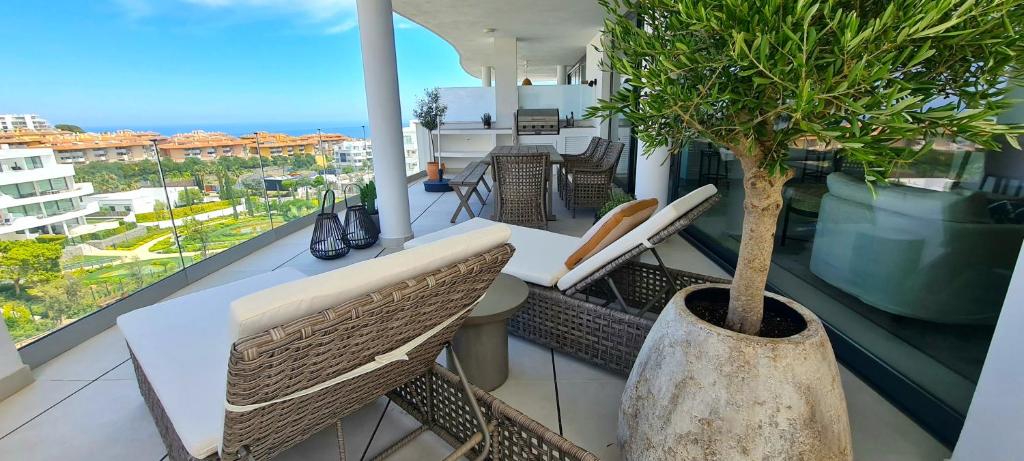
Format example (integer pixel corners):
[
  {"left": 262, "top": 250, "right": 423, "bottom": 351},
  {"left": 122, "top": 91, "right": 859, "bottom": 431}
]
[
  {"left": 35, "top": 235, "right": 68, "bottom": 246},
  {"left": 135, "top": 200, "right": 234, "bottom": 223},
  {"left": 81, "top": 221, "right": 138, "bottom": 241}
]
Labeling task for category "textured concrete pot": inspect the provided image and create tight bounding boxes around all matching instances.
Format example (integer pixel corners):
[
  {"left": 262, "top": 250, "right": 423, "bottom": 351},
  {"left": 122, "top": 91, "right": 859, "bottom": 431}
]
[{"left": 620, "top": 283, "right": 852, "bottom": 460}]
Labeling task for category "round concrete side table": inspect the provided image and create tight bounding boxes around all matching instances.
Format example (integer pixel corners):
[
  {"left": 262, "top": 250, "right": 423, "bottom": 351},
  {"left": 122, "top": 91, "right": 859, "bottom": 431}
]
[{"left": 446, "top": 273, "right": 529, "bottom": 391}]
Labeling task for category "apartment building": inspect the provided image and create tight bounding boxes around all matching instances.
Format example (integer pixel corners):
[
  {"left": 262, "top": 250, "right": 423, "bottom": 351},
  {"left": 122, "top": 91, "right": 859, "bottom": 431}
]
[
  {"left": 241, "top": 132, "right": 316, "bottom": 157},
  {"left": 156, "top": 131, "right": 249, "bottom": 162},
  {"left": 333, "top": 139, "right": 373, "bottom": 169},
  {"left": 50, "top": 130, "right": 160, "bottom": 164},
  {"left": 403, "top": 122, "right": 420, "bottom": 176},
  {"left": 0, "top": 144, "right": 96, "bottom": 240},
  {"left": 0, "top": 114, "right": 52, "bottom": 132}
]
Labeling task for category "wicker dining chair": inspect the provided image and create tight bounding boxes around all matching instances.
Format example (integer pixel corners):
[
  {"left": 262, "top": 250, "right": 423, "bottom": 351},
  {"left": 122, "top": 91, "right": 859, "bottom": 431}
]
[
  {"left": 559, "top": 137, "right": 608, "bottom": 199},
  {"left": 564, "top": 142, "right": 624, "bottom": 217},
  {"left": 492, "top": 151, "right": 550, "bottom": 229}
]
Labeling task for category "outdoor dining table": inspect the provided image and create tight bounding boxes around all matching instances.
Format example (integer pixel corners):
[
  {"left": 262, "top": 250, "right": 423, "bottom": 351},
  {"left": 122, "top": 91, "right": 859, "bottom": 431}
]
[{"left": 482, "top": 145, "right": 564, "bottom": 221}]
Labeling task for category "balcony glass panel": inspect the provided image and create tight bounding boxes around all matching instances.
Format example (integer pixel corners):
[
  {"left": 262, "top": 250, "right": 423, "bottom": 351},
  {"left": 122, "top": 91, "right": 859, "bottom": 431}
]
[
  {"left": 671, "top": 140, "right": 1022, "bottom": 423},
  {"left": 1, "top": 126, "right": 381, "bottom": 352}
]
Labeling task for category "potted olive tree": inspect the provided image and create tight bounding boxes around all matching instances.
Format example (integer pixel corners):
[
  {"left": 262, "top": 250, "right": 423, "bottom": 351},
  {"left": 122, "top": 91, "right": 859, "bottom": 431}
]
[
  {"left": 589, "top": 0, "right": 1024, "bottom": 458},
  {"left": 413, "top": 87, "right": 451, "bottom": 191}
]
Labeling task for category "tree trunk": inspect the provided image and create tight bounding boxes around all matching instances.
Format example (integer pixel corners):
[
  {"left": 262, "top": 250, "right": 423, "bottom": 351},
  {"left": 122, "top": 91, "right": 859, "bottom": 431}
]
[{"left": 726, "top": 153, "right": 791, "bottom": 335}]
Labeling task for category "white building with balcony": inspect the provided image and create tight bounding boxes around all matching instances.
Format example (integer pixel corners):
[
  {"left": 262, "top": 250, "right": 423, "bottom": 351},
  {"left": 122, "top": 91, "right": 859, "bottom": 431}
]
[
  {"left": 403, "top": 122, "right": 420, "bottom": 175},
  {"left": 0, "top": 114, "right": 52, "bottom": 132},
  {"left": 333, "top": 139, "right": 373, "bottom": 169},
  {"left": 0, "top": 145, "right": 97, "bottom": 240}
]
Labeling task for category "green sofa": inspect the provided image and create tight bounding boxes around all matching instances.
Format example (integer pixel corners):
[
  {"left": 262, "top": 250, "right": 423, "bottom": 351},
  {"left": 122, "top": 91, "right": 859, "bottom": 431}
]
[{"left": 809, "top": 173, "right": 1024, "bottom": 324}]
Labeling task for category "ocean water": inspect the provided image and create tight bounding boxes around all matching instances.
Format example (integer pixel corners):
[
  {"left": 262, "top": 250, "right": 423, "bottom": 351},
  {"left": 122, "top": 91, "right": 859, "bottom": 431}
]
[{"left": 82, "top": 121, "right": 385, "bottom": 139}]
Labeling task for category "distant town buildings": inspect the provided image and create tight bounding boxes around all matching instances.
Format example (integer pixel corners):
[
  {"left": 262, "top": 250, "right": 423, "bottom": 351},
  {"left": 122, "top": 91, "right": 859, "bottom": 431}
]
[
  {"left": 0, "top": 145, "right": 96, "bottom": 240},
  {"left": 156, "top": 131, "right": 250, "bottom": 162},
  {"left": 240, "top": 132, "right": 317, "bottom": 158},
  {"left": 50, "top": 131, "right": 159, "bottom": 164},
  {"left": 0, "top": 114, "right": 52, "bottom": 132}
]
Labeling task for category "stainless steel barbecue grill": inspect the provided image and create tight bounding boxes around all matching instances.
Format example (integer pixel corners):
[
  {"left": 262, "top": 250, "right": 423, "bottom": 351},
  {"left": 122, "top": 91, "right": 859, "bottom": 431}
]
[{"left": 516, "top": 109, "right": 560, "bottom": 135}]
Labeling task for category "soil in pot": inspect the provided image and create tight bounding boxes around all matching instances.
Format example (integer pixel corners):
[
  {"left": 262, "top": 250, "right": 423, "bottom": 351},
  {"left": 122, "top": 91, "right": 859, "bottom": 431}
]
[{"left": 685, "top": 287, "right": 806, "bottom": 338}]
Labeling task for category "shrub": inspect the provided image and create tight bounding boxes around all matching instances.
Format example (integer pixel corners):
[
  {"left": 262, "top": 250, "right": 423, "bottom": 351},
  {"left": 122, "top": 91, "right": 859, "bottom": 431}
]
[
  {"left": 135, "top": 200, "right": 233, "bottom": 223},
  {"left": 81, "top": 221, "right": 138, "bottom": 241},
  {"left": 35, "top": 235, "right": 68, "bottom": 247},
  {"left": 597, "top": 190, "right": 635, "bottom": 218}
]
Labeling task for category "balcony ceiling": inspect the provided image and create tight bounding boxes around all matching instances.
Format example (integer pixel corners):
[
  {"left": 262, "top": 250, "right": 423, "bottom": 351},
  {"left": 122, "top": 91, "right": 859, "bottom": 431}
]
[{"left": 392, "top": 0, "right": 606, "bottom": 81}]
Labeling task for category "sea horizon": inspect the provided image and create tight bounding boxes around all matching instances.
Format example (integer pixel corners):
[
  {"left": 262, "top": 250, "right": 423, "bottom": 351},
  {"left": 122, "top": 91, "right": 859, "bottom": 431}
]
[{"left": 79, "top": 120, "right": 409, "bottom": 140}]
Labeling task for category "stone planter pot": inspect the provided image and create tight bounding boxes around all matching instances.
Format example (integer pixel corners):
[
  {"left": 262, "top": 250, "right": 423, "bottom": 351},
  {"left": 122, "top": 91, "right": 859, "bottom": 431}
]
[{"left": 620, "top": 283, "right": 851, "bottom": 460}]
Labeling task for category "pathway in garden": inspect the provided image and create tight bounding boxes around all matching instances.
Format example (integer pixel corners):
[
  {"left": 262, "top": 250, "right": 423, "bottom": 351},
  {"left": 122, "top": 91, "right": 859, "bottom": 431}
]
[{"left": 78, "top": 234, "right": 205, "bottom": 261}]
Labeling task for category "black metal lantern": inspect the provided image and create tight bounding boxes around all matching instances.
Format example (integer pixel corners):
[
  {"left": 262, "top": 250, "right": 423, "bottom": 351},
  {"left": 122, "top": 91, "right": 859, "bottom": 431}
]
[
  {"left": 343, "top": 186, "right": 380, "bottom": 249},
  {"left": 309, "top": 190, "right": 349, "bottom": 260}
]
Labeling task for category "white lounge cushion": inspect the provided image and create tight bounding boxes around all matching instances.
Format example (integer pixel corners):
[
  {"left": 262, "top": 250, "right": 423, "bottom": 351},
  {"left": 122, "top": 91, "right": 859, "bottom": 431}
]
[
  {"left": 117, "top": 268, "right": 307, "bottom": 459},
  {"left": 404, "top": 218, "right": 580, "bottom": 287},
  {"left": 556, "top": 185, "right": 717, "bottom": 291},
  {"left": 229, "top": 223, "right": 512, "bottom": 340}
]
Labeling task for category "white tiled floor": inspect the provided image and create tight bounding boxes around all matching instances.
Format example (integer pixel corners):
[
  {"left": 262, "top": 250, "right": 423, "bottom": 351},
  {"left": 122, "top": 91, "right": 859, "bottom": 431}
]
[{"left": 0, "top": 179, "right": 951, "bottom": 460}]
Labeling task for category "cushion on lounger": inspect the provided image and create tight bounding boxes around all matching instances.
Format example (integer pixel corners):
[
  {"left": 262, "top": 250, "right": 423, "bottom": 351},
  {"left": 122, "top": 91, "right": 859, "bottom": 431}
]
[
  {"left": 118, "top": 268, "right": 307, "bottom": 459},
  {"left": 229, "top": 223, "right": 512, "bottom": 340},
  {"left": 556, "top": 185, "right": 717, "bottom": 291},
  {"left": 564, "top": 198, "right": 658, "bottom": 269},
  {"left": 404, "top": 218, "right": 580, "bottom": 287}
]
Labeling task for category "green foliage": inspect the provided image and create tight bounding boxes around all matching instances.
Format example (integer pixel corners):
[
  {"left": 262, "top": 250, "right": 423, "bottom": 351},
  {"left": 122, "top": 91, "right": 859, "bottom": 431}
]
[
  {"left": 597, "top": 189, "right": 635, "bottom": 218},
  {"left": 134, "top": 200, "right": 233, "bottom": 223},
  {"left": 481, "top": 112, "right": 492, "bottom": 126},
  {"left": 35, "top": 235, "right": 69, "bottom": 247},
  {"left": 589, "top": 0, "right": 1024, "bottom": 181},
  {"left": 80, "top": 221, "right": 137, "bottom": 241},
  {"left": 74, "top": 160, "right": 159, "bottom": 193},
  {"left": 413, "top": 87, "right": 448, "bottom": 133},
  {"left": 0, "top": 240, "right": 63, "bottom": 297},
  {"left": 54, "top": 124, "right": 84, "bottom": 133},
  {"left": 29, "top": 275, "right": 84, "bottom": 324},
  {"left": 358, "top": 180, "right": 377, "bottom": 214},
  {"left": 110, "top": 227, "right": 169, "bottom": 250},
  {"left": 177, "top": 188, "right": 204, "bottom": 206}
]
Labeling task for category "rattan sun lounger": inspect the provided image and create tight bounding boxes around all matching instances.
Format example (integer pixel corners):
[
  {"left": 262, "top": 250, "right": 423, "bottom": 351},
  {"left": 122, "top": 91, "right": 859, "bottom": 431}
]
[
  {"left": 119, "top": 224, "right": 599, "bottom": 461},
  {"left": 405, "top": 185, "right": 729, "bottom": 376}
]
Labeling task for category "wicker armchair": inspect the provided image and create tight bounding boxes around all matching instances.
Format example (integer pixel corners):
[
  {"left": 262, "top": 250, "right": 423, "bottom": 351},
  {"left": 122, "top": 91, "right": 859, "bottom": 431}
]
[
  {"left": 564, "top": 142, "right": 624, "bottom": 217},
  {"left": 492, "top": 151, "right": 550, "bottom": 229}
]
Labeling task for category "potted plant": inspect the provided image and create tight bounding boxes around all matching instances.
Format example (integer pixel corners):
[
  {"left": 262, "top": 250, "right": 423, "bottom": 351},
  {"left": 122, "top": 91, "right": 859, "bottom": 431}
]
[
  {"left": 596, "top": 189, "right": 633, "bottom": 223},
  {"left": 357, "top": 180, "right": 378, "bottom": 228},
  {"left": 413, "top": 87, "right": 449, "bottom": 189},
  {"left": 481, "top": 112, "right": 492, "bottom": 129},
  {"left": 590, "top": 0, "right": 1024, "bottom": 459}
]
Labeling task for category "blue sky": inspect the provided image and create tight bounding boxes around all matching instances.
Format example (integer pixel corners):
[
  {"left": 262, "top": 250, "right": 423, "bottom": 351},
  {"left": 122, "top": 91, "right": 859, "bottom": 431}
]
[{"left": 0, "top": 0, "right": 479, "bottom": 130}]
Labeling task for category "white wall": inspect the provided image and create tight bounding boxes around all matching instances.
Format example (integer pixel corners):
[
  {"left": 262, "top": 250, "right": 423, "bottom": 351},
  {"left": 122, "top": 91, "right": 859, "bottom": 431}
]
[
  {"left": 0, "top": 324, "right": 32, "bottom": 400},
  {"left": 438, "top": 87, "right": 496, "bottom": 122},
  {"left": 518, "top": 85, "right": 596, "bottom": 120},
  {"left": 952, "top": 243, "right": 1024, "bottom": 459},
  {"left": 586, "top": 32, "right": 611, "bottom": 137}
]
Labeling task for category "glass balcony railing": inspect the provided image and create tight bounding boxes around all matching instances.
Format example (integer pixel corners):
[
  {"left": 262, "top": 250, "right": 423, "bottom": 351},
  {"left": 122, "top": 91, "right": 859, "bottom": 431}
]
[{"left": 0, "top": 125, "right": 392, "bottom": 348}]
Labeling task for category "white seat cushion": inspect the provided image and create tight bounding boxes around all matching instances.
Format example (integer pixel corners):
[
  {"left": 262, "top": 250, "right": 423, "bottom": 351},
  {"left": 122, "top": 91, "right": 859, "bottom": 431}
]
[
  {"left": 229, "top": 223, "right": 511, "bottom": 339},
  {"left": 404, "top": 218, "right": 580, "bottom": 287},
  {"left": 556, "top": 185, "right": 717, "bottom": 290},
  {"left": 117, "top": 268, "right": 307, "bottom": 459}
]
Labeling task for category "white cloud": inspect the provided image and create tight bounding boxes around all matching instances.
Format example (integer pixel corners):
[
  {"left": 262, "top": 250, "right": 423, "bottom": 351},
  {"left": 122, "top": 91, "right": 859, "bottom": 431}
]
[{"left": 325, "top": 18, "right": 358, "bottom": 34}]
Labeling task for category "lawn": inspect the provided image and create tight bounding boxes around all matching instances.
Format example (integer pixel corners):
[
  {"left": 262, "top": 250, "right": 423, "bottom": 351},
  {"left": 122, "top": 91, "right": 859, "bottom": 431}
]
[
  {"left": 62, "top": 255, "right": 123, "bottom": 270},
  {"left": 154, "top": 216, "right": 273, "bottom": 253}
]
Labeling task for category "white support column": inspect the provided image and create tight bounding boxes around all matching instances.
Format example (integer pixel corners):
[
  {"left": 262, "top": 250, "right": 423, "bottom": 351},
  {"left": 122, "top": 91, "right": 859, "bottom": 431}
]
[
  {"left": 0, "top": 326, "right": 32, "bottom": 401},
  {"left": 492, "top": 37, "right": 518, "bottom": 129},
  {"left": 556, "top": 65, "right": 568, "bottom": 85},
  {"left": 356, "top": 0, "right": 412, "bottom": 247},
  {"left": 634, "top": 140, "right": 671, "bottom": 208},
  {"left": 951, "top": 85, "right": 1024, "bottom": 460},
  {"left": 480, "top": 66, "right": 492, "bottom": 87}
]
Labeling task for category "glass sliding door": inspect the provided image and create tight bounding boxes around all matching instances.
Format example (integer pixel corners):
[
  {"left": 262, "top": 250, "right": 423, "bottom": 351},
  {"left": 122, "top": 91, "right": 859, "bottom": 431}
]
[{"left": 671, "top": 139, "right": 1021, "bottom": 445}]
